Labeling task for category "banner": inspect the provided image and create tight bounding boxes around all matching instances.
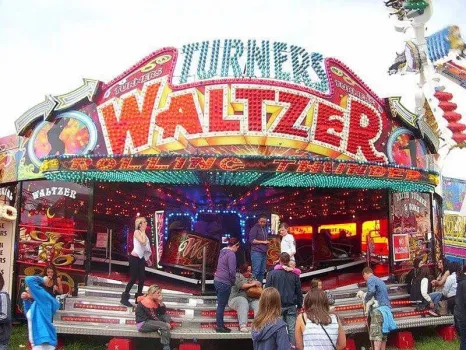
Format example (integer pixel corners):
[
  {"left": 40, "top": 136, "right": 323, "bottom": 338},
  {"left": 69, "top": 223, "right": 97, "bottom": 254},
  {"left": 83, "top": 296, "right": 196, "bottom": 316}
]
[
  {"left": 393, "top": 234, "right": 410, "bottom": 262},
  {"left": 0, "top": 220, "right": 15, "bottom": 295}
]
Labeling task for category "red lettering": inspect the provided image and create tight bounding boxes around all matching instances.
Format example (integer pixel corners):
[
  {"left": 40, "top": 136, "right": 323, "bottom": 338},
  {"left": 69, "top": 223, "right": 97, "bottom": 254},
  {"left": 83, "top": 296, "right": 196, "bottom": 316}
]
[
  {"left": 346, "top": 164, "right": 367, "bottom": 176},
  {"left": 347, "top": 99, "right": 386, "bottom": 162},
  {"left": 388, "top": 168, "right": 406, "bottom": 179},
  {"left": 145, "top": 157, "right": 169, "bottom": 170},
  {"left": 368, "top": 165, "right": 386, "bottom": 177},
  {"left": 219, "top": 158, "right": 245, "bottom": 171},
  {"left": 69, "top": 158, "right": 92, "bottom": 170},
  {"left": 173, "top": 157, "right": 187, "bottom": 169},
  {"left": 406, "top": 169, "right": 421, "bottom": 181},
  {"left": 96, "top": 158, "right": 117, "bottom": 170},
  {"left": 323, "top": 162, "right": 332, "bottom": 173},
  {"left": 273, "top": 160, "right": 297, "bottom": 172},
  {"left": 273, "top": 92, "right": 310, "bottom": 138},
  {"left": 333, "top": 163, "right": 346, "bottom": 174},
  {"left": 296, "top": 160, "right": 322, "bottom": 173},
  {"left": 188, "top": 157, "right": 216, "bottom": 170},
  {"left": 119, "top": 158, "right": 142, "bottom": 170},
  {"left": 235, "top": 89, "right": 275, "bottom": 132},
  {"left": 314, "top": 103, "right": 344, "bottom": 147},
  {"left": 100, "top": 82, "right": 161, "bottom": 154},
  {"left": 156, "top": 92, "right": 203, "bottom": 140},
  {"left": 207, "top": 89, "right": 240, "bottom": 132}
]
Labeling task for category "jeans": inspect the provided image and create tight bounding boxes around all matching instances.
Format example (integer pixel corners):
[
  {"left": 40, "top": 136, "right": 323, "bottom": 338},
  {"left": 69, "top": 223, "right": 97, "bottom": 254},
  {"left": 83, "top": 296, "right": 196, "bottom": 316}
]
[
  {"left": 228, "top": 296, "right": 259, "bottom": 326},
  {"left": 430, "top": 292, "right": 443, "bottom": 311},
  {"left": 214, "top": 280, "right": 232, "bottom": 328},
  {"left": 455, "top": 315, "right": 466, "bottom": 350},
  {"left": 0, "top": 344, "right": 6, "bottom": 350},
  {"left": 281, "top": 305, "right": 297, "bottom": 345},
  {"left": 124, "top": 255, "right": 146, "bottom": 295},
  {"left": 138, "top": 314, "right": 172, "bottom": 345},
  {"left": 251, "top": 251, "right": 267, "bottom": 284}
]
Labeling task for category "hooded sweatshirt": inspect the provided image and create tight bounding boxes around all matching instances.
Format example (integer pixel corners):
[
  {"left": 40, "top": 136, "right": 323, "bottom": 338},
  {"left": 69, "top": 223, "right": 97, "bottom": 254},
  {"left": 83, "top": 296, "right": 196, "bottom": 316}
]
[
  {"left": 214, "top": 247, "right": 236, "bottom": 286},
  {"left": 23, "top": 276, "right": 60, "bottom": 347},
  {"left": 251, "top": 319, "right": 291, "bottom": 350},
  {"left": 454, "top": 273, "right": 466, "bottom": 320},
  {"left": 0, "top": 291, "right": 11, "bottom": 344}
]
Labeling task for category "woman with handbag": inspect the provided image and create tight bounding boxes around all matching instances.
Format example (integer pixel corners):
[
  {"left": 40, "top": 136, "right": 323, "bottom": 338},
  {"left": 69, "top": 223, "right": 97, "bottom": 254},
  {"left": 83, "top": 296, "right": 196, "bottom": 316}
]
[
  {"left": 295, "top": 289, "right": 346, "bottom": 350},
  {"left": 251, "top": 287, "right": 291, "bottom": 350},
  {"left": 120, "top": 217, "right": 153, "bottom": 307},
  {"left": 228, "top": 264, "right": 261, "bottom": 333}
]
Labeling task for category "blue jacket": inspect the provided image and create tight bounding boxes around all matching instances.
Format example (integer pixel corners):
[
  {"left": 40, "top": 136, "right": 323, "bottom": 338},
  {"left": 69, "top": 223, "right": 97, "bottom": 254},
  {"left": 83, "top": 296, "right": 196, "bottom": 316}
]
[
  {"left": 251, "top": 319, "right": 291, "bottom": 350},
  {"left": 23, "top": 276, "right": 60, "bottom": 347},
  {"left": 365, "top": 275, "right": 391, "bottom": 307},
  {"left": 377, "top": 306, "right": 397, "bottom": 334}
]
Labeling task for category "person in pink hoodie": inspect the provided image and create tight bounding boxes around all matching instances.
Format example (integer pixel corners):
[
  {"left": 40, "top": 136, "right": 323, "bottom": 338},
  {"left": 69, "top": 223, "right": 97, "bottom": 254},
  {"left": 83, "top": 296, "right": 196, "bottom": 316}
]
[{"left": 274, "top": 260, "right": 301, "bottom": 276}]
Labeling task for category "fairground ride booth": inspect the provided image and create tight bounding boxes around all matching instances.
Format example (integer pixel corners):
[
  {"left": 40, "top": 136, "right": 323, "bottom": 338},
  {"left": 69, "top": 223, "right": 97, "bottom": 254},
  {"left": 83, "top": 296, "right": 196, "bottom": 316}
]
[{"left": 0, "top": 39, "right": 443, "bottom": 313}]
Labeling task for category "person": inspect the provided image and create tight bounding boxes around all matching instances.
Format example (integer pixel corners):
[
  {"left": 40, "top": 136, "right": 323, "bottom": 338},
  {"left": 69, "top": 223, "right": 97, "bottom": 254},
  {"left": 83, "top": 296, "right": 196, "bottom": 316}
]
[
  {"left": 310, "top": 279, "right": 335, "bottom": 306},
  {"left": 432, "top": 259, "right": 450, "bottom": 291},
  {"left": 135, "top": 284, "right": 172, "bottom": 350},
  {"left": 279, "top": 223, "right": 296, "bottom": 261},
  {"left": 362, "top": 267, "right": 396, "bottom": 350},
  {"left": 0, "top": 274, "right": 11, "bottom": 350},
  {"left": 454, "top": 264, "right": 466, "bottom": 350},
  {"left": 295, "top": 289, "right": 346, "bottom": 350},
  {"left": 404, "top": 257, "right": 423, "bottom": 294},
  {"left": 266, "top": 252, "right": 303, "bottom": 346},
  {"left": 42, "top": 265, "right": 63, "bottom": 296},
  {"left": 120, "top": 216, "right": 152, "bottom": 307},
  {"left": 214, "top": 239, "right": 239, "bottom": 333},
  {"left": 429, "top": 262, "right": 459, "bottom": 314},
  {"left": 228, "top": 264, "right": 260, "bottom": 332},
  {"left": 409, "top": 265, "right": 439, "bottom": 315},
  {"left": 251, "top": 287, "right": 291, "bottom": 350},
  {"left": 249, "top": 214, "right": 269, "bottom": 284},
  {"left": 21, "top": 275, "right": 60, "bottom": 350}
]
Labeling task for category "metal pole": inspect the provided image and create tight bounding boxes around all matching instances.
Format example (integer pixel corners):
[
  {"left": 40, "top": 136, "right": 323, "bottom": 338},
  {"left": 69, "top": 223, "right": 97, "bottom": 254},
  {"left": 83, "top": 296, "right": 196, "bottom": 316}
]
[
  {"left": 201, "top": 246, "right": 207, "bottom": 294},
  {"left": 85, "top": 181, "right": 95, "bottom": 285},
  {"left": 388, "top": 191, "right": 394, "bottom": 276},
  {"left": 108, "top": 228, "right": 113, "bottom": 277}
]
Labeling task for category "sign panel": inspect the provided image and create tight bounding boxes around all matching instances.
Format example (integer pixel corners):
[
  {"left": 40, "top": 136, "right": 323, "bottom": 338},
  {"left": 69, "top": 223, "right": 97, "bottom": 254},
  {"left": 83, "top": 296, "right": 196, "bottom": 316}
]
[
  {"left": 0, "top": 220, "right": 15, "bottom": 295},
  {"left": 393, "top": 233, "right": 410, "bottom": 262}
]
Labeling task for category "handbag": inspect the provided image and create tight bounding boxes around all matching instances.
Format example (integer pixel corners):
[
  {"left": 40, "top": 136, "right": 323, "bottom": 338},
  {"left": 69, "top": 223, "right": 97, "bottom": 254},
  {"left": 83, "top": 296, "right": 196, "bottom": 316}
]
[
  {"left": 246, "top": 286, "right": 263, "bottom": 299},
  {"left": 438, "top": 300, "right": 449, "bottom": 316}
]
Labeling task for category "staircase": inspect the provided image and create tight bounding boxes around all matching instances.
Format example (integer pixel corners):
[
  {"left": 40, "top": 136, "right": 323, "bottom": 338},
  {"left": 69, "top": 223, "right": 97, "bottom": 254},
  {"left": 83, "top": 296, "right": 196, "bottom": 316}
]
[{"left": 53, "top": 276, "right": 454, "bottom": 340}]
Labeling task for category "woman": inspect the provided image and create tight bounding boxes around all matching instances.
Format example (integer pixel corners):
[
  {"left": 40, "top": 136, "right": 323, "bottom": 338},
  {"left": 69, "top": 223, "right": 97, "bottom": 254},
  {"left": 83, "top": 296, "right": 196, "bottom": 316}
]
[
  {"left": 409, "top": 265, "right": 439, "bottom": 316},
  {"left": 454, "top": 264, "right": 466, "bottom": 350},
  {"left": 120, "top": 216, "right": 152, "bottom": 307},
  {"left": 251, "top": 287, "right": 290, "bottom": 350},
  {"left": 404, "top": 257, "right": 423, "bottom": 294},
  {"left": 135, "top": 284, "right": 172, "bottom": 350},
  {"left": 42, "top": 265, "right": 63, "bottom": 296},
  {"left": 228, "top": 264, "right": 261, "bottom": 332},
  {"left": 214, "top": 239, "right": 239, "bottom": 333},
  {"left": 0, "top": 274, "right": 11, "bottom": 350},
  {"left": 432, "top": 259, "right": 450, "bottom": 291},
  {"left": 295, "top": 289, "right": 346, "bottom": 350}
]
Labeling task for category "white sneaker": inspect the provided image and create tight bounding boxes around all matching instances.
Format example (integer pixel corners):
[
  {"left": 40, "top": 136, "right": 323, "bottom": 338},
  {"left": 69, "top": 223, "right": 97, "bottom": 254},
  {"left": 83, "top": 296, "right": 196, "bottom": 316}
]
[{"left": 240, "top": 325, "right": 250, "bottom": 333}]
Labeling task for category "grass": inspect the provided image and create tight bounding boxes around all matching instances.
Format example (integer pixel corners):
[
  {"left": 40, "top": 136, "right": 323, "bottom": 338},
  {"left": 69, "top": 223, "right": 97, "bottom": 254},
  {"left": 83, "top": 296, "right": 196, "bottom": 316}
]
[{"left": 8, "top": 323, "right": 461, "bottom": 349}]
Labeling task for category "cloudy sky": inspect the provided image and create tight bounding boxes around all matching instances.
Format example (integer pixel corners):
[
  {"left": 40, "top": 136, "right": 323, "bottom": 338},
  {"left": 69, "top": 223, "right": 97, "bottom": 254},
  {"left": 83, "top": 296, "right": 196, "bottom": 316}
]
[{"left": 0, "top": 0, "right": 465, "bottom": 178}]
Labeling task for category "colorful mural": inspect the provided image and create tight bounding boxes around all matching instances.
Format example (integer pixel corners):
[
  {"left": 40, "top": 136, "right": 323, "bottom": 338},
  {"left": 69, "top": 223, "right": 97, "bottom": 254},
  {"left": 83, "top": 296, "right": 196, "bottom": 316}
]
[{"left": 443, "top": 177, "right": 466, "bottom": 259}]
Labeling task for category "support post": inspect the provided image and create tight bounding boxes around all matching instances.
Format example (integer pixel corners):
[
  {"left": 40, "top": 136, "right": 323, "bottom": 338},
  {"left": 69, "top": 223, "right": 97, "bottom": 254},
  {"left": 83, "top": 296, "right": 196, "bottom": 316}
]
[
  {"left": 108, "top": 228, "right": 113, "bottom": 277},
  {"left": 388, "top": 191, "right": 394, "bottom": 276},
  {"left": 85, "top": 182, "right": 95, "bottom": 285},
  {"left": 201, "top": 246, "right": 206, "bottom": 294}
]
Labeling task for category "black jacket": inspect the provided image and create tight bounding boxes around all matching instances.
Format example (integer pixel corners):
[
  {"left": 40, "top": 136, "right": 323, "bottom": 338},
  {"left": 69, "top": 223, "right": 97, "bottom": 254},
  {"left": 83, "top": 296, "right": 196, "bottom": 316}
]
[
  {"left": 265, "top": 269, "right": 303, "bottom": 308},
  {"left": 455, "top": 273, "right": 466, "bottom": 319},
  {"left": 0, "top": 291, "right": 11, "bottom": 343},
  {"left": 135, "top": 302, "right": 169, "bottom": 324}
]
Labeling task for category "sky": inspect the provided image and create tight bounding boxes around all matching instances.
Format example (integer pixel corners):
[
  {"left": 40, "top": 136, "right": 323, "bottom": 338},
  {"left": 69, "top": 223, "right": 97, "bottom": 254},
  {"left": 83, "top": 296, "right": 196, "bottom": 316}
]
[{"left": 0, "top": 0, "right": 465, "bottom": 178}]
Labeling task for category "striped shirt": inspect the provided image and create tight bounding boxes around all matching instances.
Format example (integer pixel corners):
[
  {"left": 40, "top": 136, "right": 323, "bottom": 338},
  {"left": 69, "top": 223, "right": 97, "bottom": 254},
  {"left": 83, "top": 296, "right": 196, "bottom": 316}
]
[{"left": 302, "top": 314, "right": 339, "bottom": 349}]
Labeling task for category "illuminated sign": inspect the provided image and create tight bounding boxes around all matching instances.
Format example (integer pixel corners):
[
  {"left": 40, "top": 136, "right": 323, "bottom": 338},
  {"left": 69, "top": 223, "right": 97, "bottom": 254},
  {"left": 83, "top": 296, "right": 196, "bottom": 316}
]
[
  {"left": 45, "top": 155, "right": 434, "bottom": 184},
  {"left": 31, "top": 186, "right": 77, "bottom": 200},
  {"left": 289, "top": 226, "right": 313, "bottom": 235}
]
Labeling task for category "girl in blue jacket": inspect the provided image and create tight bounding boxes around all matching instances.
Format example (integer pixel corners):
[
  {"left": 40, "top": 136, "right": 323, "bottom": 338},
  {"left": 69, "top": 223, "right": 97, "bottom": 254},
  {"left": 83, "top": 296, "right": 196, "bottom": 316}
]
[{"left": 22, "top": 275, "right": 60, "bottom": 349}]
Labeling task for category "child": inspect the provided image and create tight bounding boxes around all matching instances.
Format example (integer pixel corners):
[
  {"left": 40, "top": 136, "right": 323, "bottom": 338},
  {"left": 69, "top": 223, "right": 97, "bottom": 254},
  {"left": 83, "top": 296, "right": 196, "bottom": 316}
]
[
  {"left": 0, "top": 274, "right": 11, "bottom": 350},
  {"left": 274, "top": 260, "right": 302, "bottom": 276},
  {"left": 251, "top": 287, "right": 291, "bottom": 350},
  {"left": 21, "top": 275, "right": 60, "bottom": 350},
  {"left": 135, "top": 285, "right": 172, "bottom": 350},
  {"left": 310, "top": 278, "right": 335, "bottom": 306}
]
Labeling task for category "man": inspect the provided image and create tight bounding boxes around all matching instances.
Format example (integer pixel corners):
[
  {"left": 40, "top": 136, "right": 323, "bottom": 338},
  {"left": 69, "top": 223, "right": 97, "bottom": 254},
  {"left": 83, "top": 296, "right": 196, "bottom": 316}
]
[
  {"left": 266, "top": 252, "right": 303, "bottom": 346},
  {"left": 278, "top": 223, "right": 296, "bottom": 261},
  {"left": 362, "top": 267, "right": 396, "bottom": 350},
  {"left": 248, "top": 214, "right": 269, "bottom": 283}
]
